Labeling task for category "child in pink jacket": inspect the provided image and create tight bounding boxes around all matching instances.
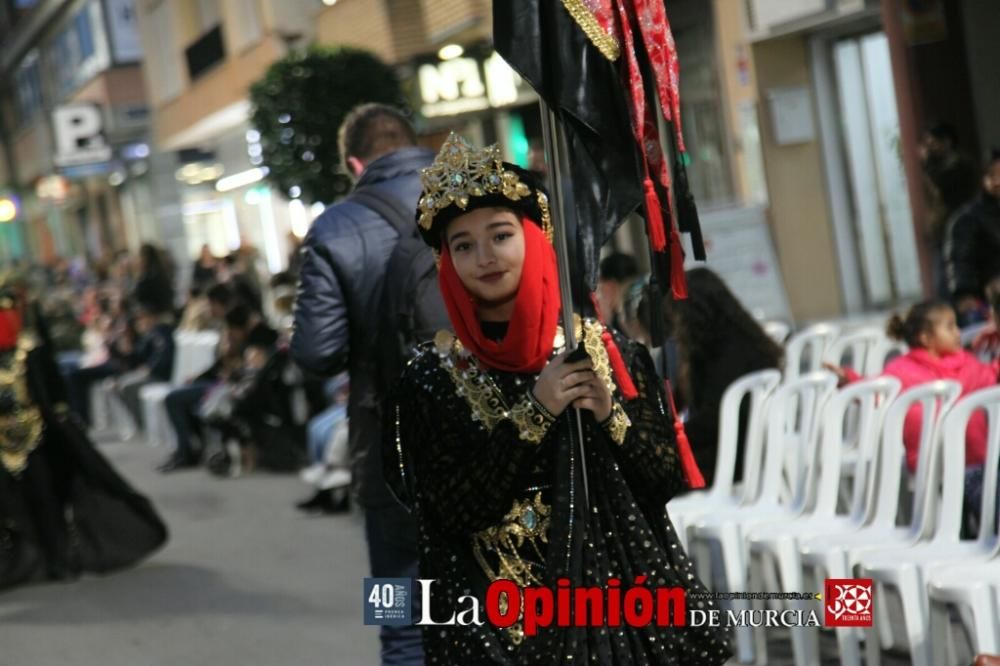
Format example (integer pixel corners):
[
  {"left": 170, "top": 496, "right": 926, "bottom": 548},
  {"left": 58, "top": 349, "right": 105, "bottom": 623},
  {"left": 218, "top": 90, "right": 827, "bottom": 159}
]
[{"left": 833, "top": 302, "right": 997, "bottom": 474}]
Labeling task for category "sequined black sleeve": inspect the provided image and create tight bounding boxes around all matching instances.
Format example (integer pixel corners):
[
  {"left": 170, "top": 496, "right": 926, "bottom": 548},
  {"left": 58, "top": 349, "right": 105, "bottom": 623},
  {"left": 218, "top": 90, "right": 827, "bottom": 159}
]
[
  {"left": 383, "top": 352, "right": 553, "bottom": 537},
  {"left": 610, "top": 341, "right": 687, "bottom": 505}
]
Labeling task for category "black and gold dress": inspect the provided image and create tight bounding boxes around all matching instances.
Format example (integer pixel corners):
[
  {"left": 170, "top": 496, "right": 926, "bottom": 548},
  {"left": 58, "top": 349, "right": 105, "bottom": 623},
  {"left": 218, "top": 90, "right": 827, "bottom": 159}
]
[
  {"left": 384, "top": 318, "right": 730, "bottom": 665},
  {"left": 0, "top": 328, "right": 167, "bottom": 590}
]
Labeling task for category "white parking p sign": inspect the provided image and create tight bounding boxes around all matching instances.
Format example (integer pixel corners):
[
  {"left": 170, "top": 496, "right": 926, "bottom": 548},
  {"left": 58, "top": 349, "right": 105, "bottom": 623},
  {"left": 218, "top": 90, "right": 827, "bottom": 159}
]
[{"left": 53, "top": 105, "right": 112, "bottom": 167}]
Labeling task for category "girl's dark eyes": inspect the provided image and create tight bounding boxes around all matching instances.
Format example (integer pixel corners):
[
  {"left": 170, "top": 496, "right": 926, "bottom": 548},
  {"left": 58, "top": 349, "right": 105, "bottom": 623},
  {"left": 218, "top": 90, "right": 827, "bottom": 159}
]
[
  {"left": 453, "top": 242, "right": 472, "bottom": 252},
  {"left": 494, "top": 232, "right": 513, "bottom": 242}
]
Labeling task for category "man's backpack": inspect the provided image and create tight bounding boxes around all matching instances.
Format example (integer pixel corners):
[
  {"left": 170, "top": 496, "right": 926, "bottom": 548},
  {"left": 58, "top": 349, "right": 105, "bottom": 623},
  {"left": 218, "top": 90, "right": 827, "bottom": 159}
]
[{"left": 349, "top": 186, "right": 450, "bottom": 395}]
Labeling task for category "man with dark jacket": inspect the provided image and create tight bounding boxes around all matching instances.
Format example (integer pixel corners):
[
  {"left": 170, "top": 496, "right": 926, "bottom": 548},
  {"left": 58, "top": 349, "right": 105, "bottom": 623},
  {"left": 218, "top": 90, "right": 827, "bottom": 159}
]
[
  {"left": 945, "top": 153, "right": 1000, "bottom": 321},
  {"left": 291, "top": 104, "right": 432, "bottom": 666}
]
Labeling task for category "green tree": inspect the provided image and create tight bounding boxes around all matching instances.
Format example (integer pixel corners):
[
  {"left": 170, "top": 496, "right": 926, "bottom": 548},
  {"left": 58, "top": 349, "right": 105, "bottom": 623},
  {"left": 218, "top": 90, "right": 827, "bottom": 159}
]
[{"left": 250, "top": 47, "right": 404, "bottom": 204}]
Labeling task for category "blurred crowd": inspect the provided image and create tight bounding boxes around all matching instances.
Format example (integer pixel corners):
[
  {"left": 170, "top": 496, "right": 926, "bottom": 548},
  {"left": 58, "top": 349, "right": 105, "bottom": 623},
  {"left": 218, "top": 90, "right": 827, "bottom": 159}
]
[{"left": 20, "top": 240, "right": 349, "bottom": 514}]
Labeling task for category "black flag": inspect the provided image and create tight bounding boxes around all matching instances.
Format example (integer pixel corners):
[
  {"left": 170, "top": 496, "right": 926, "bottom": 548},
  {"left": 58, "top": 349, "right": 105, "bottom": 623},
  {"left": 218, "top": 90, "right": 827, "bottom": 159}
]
[{"left": 494, "top": 0, "right": 643, "bottom": 294}]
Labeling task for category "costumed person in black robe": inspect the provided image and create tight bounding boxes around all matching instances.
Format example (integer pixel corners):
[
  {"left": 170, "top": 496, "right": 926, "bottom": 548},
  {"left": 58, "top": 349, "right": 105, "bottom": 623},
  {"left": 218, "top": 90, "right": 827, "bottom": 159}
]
[
  {"left": 0, "top": 293, "right": 167, "bottom": 590},
  {"left": 383, "top": 135, "right": 730, "bottom": 665}
]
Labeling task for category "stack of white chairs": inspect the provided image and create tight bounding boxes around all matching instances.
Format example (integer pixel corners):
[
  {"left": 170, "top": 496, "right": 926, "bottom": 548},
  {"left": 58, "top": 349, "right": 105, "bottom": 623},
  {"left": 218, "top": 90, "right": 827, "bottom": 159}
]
[
  {"left": 139, "top": 330, "right": 219, "bottom": 448},
  {"left": 744, "top": 376, "right": 901, "bottom": 666},
  {"left": 857, "top": 385, "right": 1000, "bottom": 666},
  {"left": 797, "top": 380, "right": 962, "bottom": 665},
  {"left": 784, "top": 324, "right": 839, "bottom": 382},
  {"left": 687, "top": 371, "right": 837, "bottom": 663},
  {"left": 668, "top": 369, "right": 782, "bottom": 552}
]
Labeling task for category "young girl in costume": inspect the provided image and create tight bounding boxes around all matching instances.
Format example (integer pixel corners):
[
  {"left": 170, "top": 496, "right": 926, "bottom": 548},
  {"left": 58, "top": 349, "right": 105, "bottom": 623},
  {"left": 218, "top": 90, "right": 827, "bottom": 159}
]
[{"left": 383, "top": 135, "right": 730, "bottom": 665}]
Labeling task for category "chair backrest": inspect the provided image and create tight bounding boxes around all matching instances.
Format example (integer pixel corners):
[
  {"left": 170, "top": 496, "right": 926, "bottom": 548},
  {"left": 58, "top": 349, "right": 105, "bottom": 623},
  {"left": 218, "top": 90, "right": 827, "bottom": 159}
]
[
  {"left": 867, "top": 380, "right": 962, "bottom": 534},
  {"left": 170, "top": 331, "right": 195, "bottom": 385},
  {"left": 931, "top": 385, "right": 1000, "bottom": 548},
  {"left": 784, "top": 324, "right": 839, "bottom": 382},
  {"left": 171, "top": 330, "right": 220, "bottom": 384},
  {"left": 810, "top": 377, "right": 902, "bottom": 521},
  {"left": 763, "top": 321, "right": 791, "bottom": 345},
  {"left": 822, "top": 328, "right": 886, "bottom": 378},
  {"left": 865, "top": 337, "right": 908, "bottom": 377},
  {"left": 749, "top": 371, "right": 837, "bottom": 509},
  {"left": 708, "top": 369, "right": 782, "bottom": 501}
]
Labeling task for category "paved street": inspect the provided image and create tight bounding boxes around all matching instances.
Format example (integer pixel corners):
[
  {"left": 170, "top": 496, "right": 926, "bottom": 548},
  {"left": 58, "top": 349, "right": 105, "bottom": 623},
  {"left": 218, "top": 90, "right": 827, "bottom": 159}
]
[
  {"left": 0, "top": 438, "right": 921, "bottom": 666},
  {"left": 0, "top": 439, "right": 378, "bottom": 666}
]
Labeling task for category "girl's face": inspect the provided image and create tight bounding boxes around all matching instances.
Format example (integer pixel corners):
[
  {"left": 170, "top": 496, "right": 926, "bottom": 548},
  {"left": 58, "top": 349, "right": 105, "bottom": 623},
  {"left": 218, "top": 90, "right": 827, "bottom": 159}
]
[
  {"left": 445, "top": 208, "right": 525, "bottom": 312},
  {"left": 920, "top": 307, "right": 962, "bottom": 355}
]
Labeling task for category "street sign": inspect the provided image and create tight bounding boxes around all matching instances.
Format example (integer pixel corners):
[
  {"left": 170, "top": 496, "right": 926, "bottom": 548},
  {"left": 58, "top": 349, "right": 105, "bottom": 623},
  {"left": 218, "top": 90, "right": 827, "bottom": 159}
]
[{"left": 53, "top": 104, "right": 112, "bottom": 167}]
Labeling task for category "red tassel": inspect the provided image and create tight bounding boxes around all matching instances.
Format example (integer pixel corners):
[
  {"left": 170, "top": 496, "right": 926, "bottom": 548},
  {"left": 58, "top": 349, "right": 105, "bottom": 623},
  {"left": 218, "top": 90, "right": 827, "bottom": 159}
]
[
  {"left": 601, "top": 329, "right": 639, "bottom": 400},
  {"left": 664, "top": 380, "right": 705, "bottom": 489},
  {"left": 644, "top": 177, "right": 667, "bottom": 252},
  {"left": 673, "top": 418, "right": 705, "bottom": 489},
  {"left": 669, "top": 227, "right": 688, "bottom": 300}
]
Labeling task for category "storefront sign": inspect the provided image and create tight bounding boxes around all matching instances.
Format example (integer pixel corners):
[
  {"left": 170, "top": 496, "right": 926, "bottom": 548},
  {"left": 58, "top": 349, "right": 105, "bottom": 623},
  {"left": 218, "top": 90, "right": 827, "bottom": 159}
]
[
  {"left": 418, "top": 52, "right": 533, "bottom": 118},
  {"left": 53, "top": 104, "right": 112, "bottom": 167}
]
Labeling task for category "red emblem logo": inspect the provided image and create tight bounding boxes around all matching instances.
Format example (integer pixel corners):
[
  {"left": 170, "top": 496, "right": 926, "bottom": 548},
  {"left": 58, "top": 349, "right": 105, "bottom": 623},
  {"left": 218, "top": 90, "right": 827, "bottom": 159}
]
[{"left": 824, "top": 578, "right": 873, "bottom": 627}]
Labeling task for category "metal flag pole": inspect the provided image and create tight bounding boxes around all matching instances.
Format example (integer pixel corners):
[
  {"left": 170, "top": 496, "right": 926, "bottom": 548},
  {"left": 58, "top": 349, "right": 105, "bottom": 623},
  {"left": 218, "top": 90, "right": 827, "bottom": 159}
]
[{"left": 539, "top": 100, "right": 591, "bottom": 510}]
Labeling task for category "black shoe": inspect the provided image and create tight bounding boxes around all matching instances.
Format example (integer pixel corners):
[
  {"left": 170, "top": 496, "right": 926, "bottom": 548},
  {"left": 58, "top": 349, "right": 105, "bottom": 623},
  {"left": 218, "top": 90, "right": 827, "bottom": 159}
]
[
  {"left": 157, "top": 455, "right": 199, "bottom": 474},
  {"left": 295, "top": 489, "right": 351, "bottom": 515},
  {"left": 324, "top": 490, "right": 350, "bottom": 514},
  {"left": 296, "top": 489, "right": 332, "bottom": 513}
]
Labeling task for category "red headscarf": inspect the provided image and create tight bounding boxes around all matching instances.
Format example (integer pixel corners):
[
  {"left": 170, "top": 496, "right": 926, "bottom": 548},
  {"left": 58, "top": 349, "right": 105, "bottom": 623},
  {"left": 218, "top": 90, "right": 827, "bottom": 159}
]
[
  {"left": 0, "top": 307, "right": 22, "bottom": 351},
  {"left": 437, "top": 218, "right": 560, "bottom": 373}
]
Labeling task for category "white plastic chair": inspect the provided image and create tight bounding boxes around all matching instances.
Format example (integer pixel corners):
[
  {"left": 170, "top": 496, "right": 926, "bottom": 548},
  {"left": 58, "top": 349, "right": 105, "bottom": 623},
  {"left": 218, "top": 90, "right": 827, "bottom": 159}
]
[
  {"left": 923, "top": 381, "right": 1000, "bottom": 665},
  {"left": 139, "top": 330, "right": 219, "bottom": 447},
  {"left": 763, "top": 321, "right": 792, "bottom": 345},
  {"left": 744, "top": 376, "right": 901, "bottom": 666},
  {"left": 822, "top": 327, "right": 887, "bottom": 378},
  {"left": 857, "top": 385, "right": 1000, "bottom": 666},
  {"left": 90, "top": 377, "right": 136, "bottom": 441},
  {"left": 797, "top": 380, "right": 962, "bottom": 665},
  {"left": 668, "top": 369, "right": 782, "bottom": 551},
  {"left": 688, "top": 372, "right": 837, "bottom": 664},
  {"left": 784, "top": 324, "right": 839, "bottom": 382},
  {"left": 865, "top": 337, "right": 908, "bottom": 377}
]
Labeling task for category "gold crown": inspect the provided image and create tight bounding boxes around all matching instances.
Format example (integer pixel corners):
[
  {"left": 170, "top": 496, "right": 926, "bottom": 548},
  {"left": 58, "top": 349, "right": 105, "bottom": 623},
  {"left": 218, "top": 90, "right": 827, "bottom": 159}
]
[{"left": 417, "top": 133, "right": 532, "bottom": 230}]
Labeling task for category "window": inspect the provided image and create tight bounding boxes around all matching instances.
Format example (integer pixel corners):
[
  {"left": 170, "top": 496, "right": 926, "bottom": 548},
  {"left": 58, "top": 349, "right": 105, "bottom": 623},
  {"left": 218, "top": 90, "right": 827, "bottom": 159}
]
[
  {"left": 14, "top": 53, "right": 42, "bottom": 124},
  {"left": 75, "top": 8, "right": 95, "bottom": 59}
]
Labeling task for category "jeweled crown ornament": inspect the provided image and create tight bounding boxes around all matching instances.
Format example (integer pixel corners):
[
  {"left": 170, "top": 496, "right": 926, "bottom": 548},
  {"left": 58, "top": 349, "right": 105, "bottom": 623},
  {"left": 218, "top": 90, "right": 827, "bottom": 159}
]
[{"left": 417, "top": 133, "right": 532, "bottom": 231}]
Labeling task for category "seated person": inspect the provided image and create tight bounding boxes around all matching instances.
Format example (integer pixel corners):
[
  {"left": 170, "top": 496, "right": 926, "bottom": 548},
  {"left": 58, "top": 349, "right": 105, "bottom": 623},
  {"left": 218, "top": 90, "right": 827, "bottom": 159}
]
[
  {"left": 828, "top": 301, "right": 998, "bottom": 532},
  {"left": 114, "top": 305, "right": 176, "bottom": 430},
  {"left": 65, "top": 296, "right": 137, "bottom": 426},
  {"left": 160, "top": 303, "right": 272, "bottom": 473}
]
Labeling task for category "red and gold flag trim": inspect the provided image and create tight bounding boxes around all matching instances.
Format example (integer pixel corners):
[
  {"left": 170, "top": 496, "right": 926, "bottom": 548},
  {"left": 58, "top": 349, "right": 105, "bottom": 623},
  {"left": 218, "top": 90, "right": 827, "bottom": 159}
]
[{"left": 560, "top": 0, "right": 621, "bottom": 61}]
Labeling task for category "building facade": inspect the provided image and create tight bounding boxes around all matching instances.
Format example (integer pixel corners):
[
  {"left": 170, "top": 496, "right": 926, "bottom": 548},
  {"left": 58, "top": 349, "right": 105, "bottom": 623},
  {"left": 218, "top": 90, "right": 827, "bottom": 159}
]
[
  {"left": 745, "top": 0, "right": 1000, "bottom": 322},
  {"left": 0, "top": 0, "right": 152, "bottom": 264}
]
